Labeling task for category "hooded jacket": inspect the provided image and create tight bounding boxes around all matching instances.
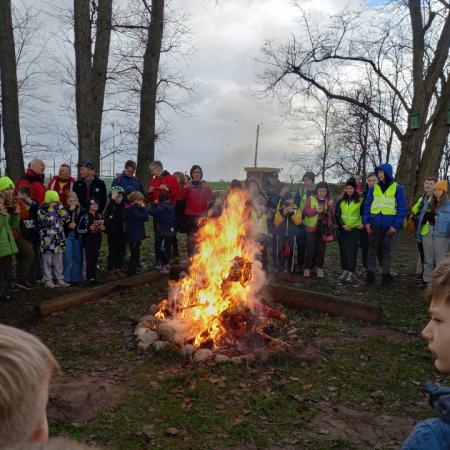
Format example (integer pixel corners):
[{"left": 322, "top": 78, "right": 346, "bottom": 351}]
[
  {"left": 402, "top": 383, "right": 450, "bottom": 449},
  {"left": 123, "top": 203, "right": 149, "bottom": 242},
  {"left": 150, "top": 202, "right": 176, "bottom": 237},
  {"left": 16, "top": 169, "right": 47, "bottom": 205},
  {"left": 112, "top": 172, "right": 144, "bottom": 195},
  {"left": 177, "top": 183, "right": 214, "bottom": 216},
  {"left": 363, "top": 163, "right": 407, "bottom": 230}
]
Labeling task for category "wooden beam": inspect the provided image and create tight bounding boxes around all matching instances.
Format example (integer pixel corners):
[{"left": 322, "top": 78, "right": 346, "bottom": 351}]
[
  {"left": 38, "top": 271, "right": 163, "bottom": 316},
  {"left": 268, "top": 284, "right": 381, "bottom": 323}
]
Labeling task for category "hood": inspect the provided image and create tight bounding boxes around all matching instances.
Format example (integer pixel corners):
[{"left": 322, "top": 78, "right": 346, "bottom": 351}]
[
  {"left": 427, "top": 383, "right": 450, "bottom": 424},
  {"left": 375, "top": 163, "right": 394, "bottom": 184}
]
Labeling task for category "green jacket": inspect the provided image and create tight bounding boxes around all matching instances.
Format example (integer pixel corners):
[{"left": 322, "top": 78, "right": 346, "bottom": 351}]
[{"left": 0, "top": 213, "right": 19, "bottom": 258}]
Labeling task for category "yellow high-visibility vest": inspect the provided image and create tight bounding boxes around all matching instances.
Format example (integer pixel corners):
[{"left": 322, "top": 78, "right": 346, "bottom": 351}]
[
  {"left": 370, "top": 182, "right": 398, "bottom": 215},
  {"left": 341, "top": 200, "right": 362, "bottom": 228}
]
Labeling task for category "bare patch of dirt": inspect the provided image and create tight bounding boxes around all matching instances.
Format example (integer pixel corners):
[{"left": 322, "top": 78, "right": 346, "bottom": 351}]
[
  {"left": 307, "top": 401, "right": 415, "bottom": 448},
  {"left": 47, "top": 374, "right": 125, "bottom": 423}
]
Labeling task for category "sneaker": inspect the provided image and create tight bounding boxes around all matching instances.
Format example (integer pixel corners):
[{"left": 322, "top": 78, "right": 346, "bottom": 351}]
[
  {"left": 86, "top": 278, "right": 99, "bottom": 287},
  {"left": 160, "top": 265, "right": 171, "bottom": 275},
  {"left": 303, "top": 269, "right": 311, "bottom": 278},
  {"left": 56, "top": 281, "right": 71, "bottom": 288},
  {"left": 316, "top": 268, "right": 324, "bottom": 279},
  {"left": 44, "top": 281, "right": 56, "bottom": 289},
  {"left": 339, "top": 271, "right": 348, "bottom": 281},
  {"left": 366, "top": 271, "right": 375, "bottom": 285},
  {"left": 15, "top": 280, "right": 33, "bottom": 291},
  {"left": 346, "top": 272, "right": 355, "bottom": 283}
]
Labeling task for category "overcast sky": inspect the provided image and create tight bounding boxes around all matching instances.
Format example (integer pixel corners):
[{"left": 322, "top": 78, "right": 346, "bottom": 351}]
[{"left": 11, "top": 0, "right": 370, "bottom": 181}]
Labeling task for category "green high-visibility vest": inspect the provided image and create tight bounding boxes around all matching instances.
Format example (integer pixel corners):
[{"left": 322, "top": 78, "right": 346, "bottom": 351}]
[
  {"left": 370, "top": 182, "right": 398, "bottom": 215},
  {"left": 341, "top": 200, "right": 362, "bottom": 228},
  {"left": 303, "top": 196, "right": 319, "bottom": 228}
]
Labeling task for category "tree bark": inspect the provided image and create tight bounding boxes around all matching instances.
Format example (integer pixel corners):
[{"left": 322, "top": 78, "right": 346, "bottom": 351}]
[
  {"left": 74, "top": 0, "right": 112, "bottom": 172},
  {"left": 136, "top": 0, "right": 165, "bottom": 188},
  {"left": 0, "top": 0, "right": 24, "bottom": 180}
]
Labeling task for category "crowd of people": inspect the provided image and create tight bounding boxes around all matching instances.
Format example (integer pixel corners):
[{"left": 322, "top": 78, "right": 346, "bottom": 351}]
[{"left": 0, "top": 157, "right": 450, "bottom": 302}]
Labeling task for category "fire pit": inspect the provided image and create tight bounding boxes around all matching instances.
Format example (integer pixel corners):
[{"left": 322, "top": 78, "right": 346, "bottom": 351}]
[{"left": 135, "top": 189, "right": 287, "bottom": 363}]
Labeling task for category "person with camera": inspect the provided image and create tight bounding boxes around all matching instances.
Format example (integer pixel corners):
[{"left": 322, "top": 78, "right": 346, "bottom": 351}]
[{"left": 177, "top": 165, "right": 214, "bottom": 256}]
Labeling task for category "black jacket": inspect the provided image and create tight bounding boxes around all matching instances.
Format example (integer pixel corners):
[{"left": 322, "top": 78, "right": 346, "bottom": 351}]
[
  {"left": 104, "top": 200, "right": 126, "bottom": 234},
  {"left": 73, "top": 176, "right": 107, "bottom": 212},
  {"left": 77, "top": 211, "right": 103, "bottom": 248},
  {"left": 64, "top": 206, "right": 85, "bottom": 238}
]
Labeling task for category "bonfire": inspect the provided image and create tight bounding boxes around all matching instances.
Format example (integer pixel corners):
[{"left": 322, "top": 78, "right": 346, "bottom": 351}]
[{"left": 136, "top": 189, "right": 285, "bottom": 360}]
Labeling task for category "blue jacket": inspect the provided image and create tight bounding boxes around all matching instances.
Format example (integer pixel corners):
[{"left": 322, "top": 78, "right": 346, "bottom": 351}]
[
  {"left": 122, "top": 204, "right": 149, "bottom": 243},
  {"left": 363, "top": 163, "right": 407, "bottom": 230},
  {"left": 150, "top": 202, "right": 176, "bottom": 237},
  {"left": 112, "top": 172, "right": 144, "bottom": 195},
  {"left": 402, "top": 383, "right": 450, "bottom": 450},
  {"left": 434, "top": 200, "right": 450, "bottom": 238}
]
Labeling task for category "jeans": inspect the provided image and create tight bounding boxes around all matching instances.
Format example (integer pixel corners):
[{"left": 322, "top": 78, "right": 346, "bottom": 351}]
[
  {"left": 305, "top": 233, "right": 326, "bottom": 269},
  {"left": 296, "top": 224, "right": 307, "bottom": 267},
  {"left": 63, "top": 232, "right": 83, "bottom": 283},
  {"left": 367, "top": 227, "right": 398, "bottom": 275}
]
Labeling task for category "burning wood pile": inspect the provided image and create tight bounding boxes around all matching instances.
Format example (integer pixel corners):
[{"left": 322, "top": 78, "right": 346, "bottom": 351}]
[{"left": 135, "top": 189, "right": 287, "bottom": 363}]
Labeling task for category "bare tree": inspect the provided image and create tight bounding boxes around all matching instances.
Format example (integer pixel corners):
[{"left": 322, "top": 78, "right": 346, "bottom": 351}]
[
  {"left": 73, "top": 0, "right": 113, "bottom": 170},
  {"left": 0, "top": 0, "right": 24, "bottom": 179},
  {"left": 260, "top": 1, "right": 450, "bottom": 205}
]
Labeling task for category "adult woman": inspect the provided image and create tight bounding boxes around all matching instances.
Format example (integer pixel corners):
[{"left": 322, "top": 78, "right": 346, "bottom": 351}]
[
  {"left": 177, "top": 165, "right": 213, "bottom": 256},
  {"left": 336, "top": 178, "right": 364, "bottom": 283},
  {"left": 422, "top": 180, "right": 450, "bottom": 286}
]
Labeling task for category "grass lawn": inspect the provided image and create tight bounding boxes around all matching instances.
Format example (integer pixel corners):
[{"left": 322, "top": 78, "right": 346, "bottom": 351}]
[{"left": 1, "top": 228, "right": 447, "bottom": 449}]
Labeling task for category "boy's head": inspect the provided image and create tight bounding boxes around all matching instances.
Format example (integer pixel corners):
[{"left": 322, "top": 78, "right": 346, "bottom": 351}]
[
  {"left": 366, "top": 172, "right": 378, "bottom": 188},
  {"left": 110, "top": 186, "right": 124, "bottom": 203},
  {"left": 18, "top": 185, "right": 32, "bottom": 201},
  {"left": 124, "top": 160, "right": 137, "bottom": 177},
  {"left": 44, "top": 190, "right": 60, "bottom": 206},
  {"left": 422, "top": 257, "right": 450, "bottom": 373},
  {"left": 88, "top": 198, "right": 99, "bottom": 212},
  {"left": 302, "top": 171, "right": 315, "bottom": 189},
  {"left": 128, "top": 191, "right": 145, "bottom": 204},
  {"left": 0, "top": 325, "right": 58, "bottom": 448},
  {"left": 424, "top": 176, "right": 437, "bottom": 194},
  {"left": 66, "top": 192, "right": 80, "bottom": 209}
]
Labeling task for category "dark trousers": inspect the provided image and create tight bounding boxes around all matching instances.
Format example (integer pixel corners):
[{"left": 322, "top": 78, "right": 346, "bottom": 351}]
[
  {"left": 16, "top": 238, "right": 35, "bottom": 281},
  {"left": 305, "top": 233, "right": 326, "bottom": 269},
  {"left": 172, "top": 235, "right": 179, "bottom": 258},
  {"left": 153, "top": 219, "right": 162, "bottom": 265},
  {"left": 367, "top": 227, "right": 398, "bottom": 275},
  {"left": 107, "top": 233, "right": 126, "bottom": 271},
  {"left": 417, "top": 241, "right": 424, "bottom": 275},
  {"left": 128, "top": 241, "right": 141, "bottom": 276},
  {"left": 0, "top": 255, "right": 13, "bottom": 291},
  {"left": 186, "top": 215, "right": 200, "bottom": 257},
  {"left": 160, "top": 236, "right": 172, "bottom": 266},
  {"left": 85, "top": 245, "right": 100, "bottom": 281},
  {"left": 296, "top": 224, "right": 307, "bottom": 267},
  {"left": 338, "top": 229, "right": 360, "bottom": 273},
  {"left": 29, "top": 241, "right": 43, "bottom": 282},
  {"left": 360, "top": 229, "right": 383, "bottom": 269},
  {"left": 276, "top": 234, "right": 296, "bottom": 272}
]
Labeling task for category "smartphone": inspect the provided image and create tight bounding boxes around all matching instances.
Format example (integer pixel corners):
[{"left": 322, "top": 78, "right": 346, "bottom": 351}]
[{"left": 192, "top": 180, "right": 201, "bottom": 187}]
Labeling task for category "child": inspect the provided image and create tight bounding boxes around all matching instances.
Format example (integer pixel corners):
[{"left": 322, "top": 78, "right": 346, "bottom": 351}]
[
  {"left": 303, "top": 181, "right": 335, "bottom": 279},
  {"left": 0, "top": 324, "right": 58, "bottom": 448},
  {"left": 63, "top": 192, "right": 85, "bottom": 284},
  {"left": 402, "top": 257, "right": 450, "bottom": 449},
  {"left": 123, "top": 191, "right": 149, "bottom": 277},
  {"left": 16, "top": 185, "right": 39, "bottom": 289},
  {"left": 149, "top": 192, "right": 175, "bottom": 275},
  {"left": 421, "top": 180, "right": 450, "bottom": 287},
  {"left": 77, "top": 198, "right": 105, "bottom": 286},
  {"left": 0, "top": 190, "right": 19, "bottom": 302},
  {"left": 251, "top": 193, "right": 270, "bottom": 270},
  {"left": 104, "top": 185, "right": 126, "bottom": 278},
  {"left": 274, "top": 192, "right": 302, "bottom": 279},
  {"left": 38, "top": 191, "right": 70, "bottom": 288},
  {"left": 336, "top": 178, "right": 364, "bottom": 283}
]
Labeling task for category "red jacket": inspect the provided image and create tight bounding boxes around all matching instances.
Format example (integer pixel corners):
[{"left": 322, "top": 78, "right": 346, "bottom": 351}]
[
  {"left": 177, "top": 183, "right": 213, "bottom": 216},
  {"left": 47, "top": 176, "right": 75, "bottom": 206},
  {"left": 147, "top": 171, "right": 179, "bottom": 205},
  {"left": 16, "top": 169, "right": 47, "bottom": 205}
]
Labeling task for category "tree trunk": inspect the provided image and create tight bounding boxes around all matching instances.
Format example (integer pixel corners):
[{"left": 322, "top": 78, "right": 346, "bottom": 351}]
[
  {"left": 74, "top": 0, "right": 112, "bottom": 172},
  {"left": 0, "top": 0, "right": 24, "bottom": 180},
  {"left": 136, "top": 0, "right": 165, "bottom": 188}
]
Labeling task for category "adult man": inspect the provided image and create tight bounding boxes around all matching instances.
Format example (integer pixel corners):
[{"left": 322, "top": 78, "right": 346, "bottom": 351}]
[
  {"left": 147, "top": 161, "right": 178, "bottom": 268},
  {"left": 294, "top": 171, "right": 316, "bottom": 270},
  {"left": 73, "top": 161, "right": 107, "bottom": 212},
  {"left": 363, "top": 163, "right": 406, "bottom": 285},
  {"left": 112, "top": 160, "right": 144, "bottom": 195},
  {"left": 16, "top": 159, "right": 47, "bottom": 205},
  {"left": 411, "top": 176, "right": 438, "bottom": 284},
  {"left": 47, "top": 163, "right": 75, "bottom": 207}
]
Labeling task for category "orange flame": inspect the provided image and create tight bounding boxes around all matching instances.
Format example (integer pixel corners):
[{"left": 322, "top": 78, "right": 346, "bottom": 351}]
[{"left": 157, "top": 189, "right": 265, "bottom": 347}]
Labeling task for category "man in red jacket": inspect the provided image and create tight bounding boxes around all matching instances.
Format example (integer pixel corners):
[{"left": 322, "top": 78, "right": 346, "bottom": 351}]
[
  {"left": 16, "top": 159, "right": 47, "bottom": 205},
  {"left": 147, "top": 161, "right": 178, "bottom": 268},
  {"left": 47, "top": 164, "right": 75, "bottom": 207},
  {"left": 147, "top": 161, "right": 179, "bottom": 206}
]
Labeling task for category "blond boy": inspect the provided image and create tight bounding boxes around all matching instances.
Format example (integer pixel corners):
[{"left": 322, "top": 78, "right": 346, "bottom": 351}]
[
  {"left": 0, "top": 325, "right": 58, "bottom": 448},
  {"left": 402, "top": 257, "right": 450, "bottom": 449}
]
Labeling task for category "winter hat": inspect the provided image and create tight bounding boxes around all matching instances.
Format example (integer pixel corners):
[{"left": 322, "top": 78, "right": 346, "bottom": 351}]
[
  {"left": 44, "top": 190, "right": 60, "bottom": 203},
  {"left": 0, "top": 176, "right": 15, "bottom": 192},
  {"left": 345, "top": 178, "right": 357, "bottom": 189},
  {"left": 434, "top": 180, "right": 448, "bottom": 193}
]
